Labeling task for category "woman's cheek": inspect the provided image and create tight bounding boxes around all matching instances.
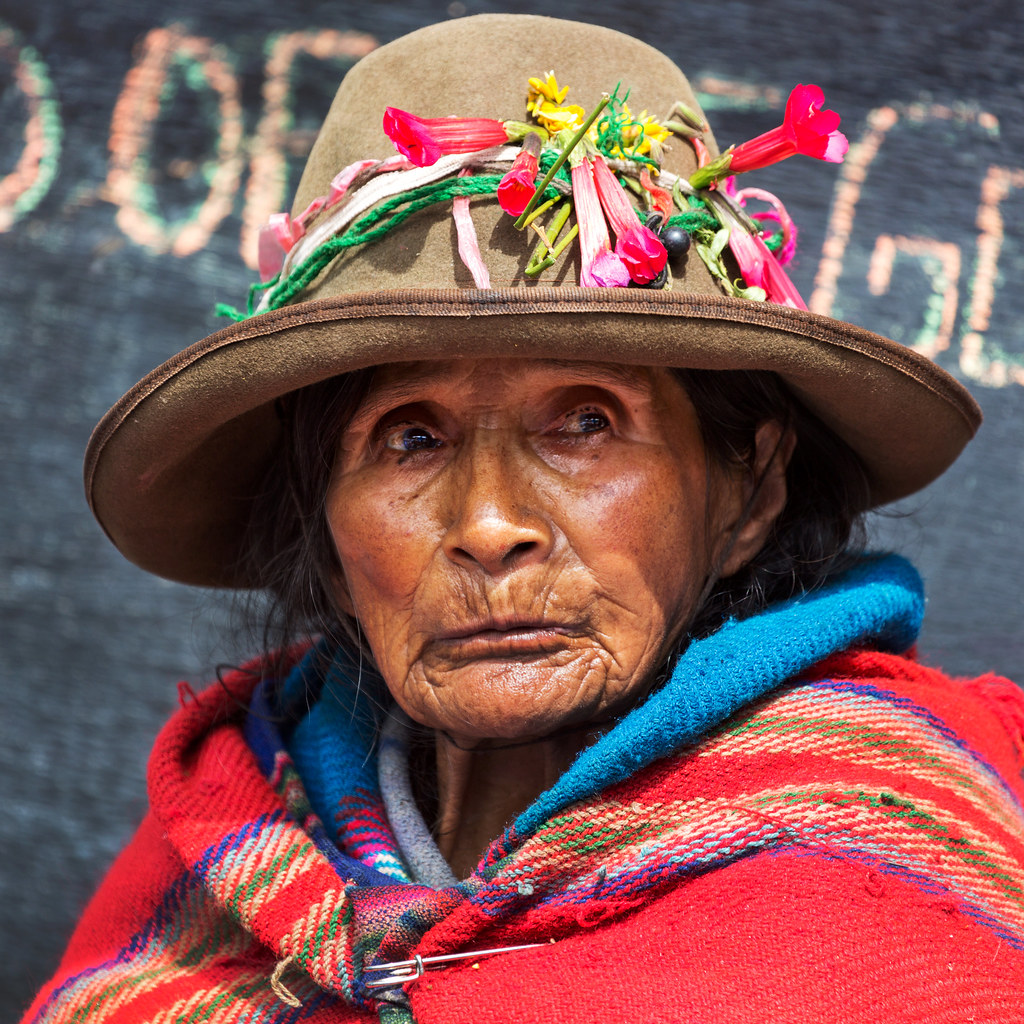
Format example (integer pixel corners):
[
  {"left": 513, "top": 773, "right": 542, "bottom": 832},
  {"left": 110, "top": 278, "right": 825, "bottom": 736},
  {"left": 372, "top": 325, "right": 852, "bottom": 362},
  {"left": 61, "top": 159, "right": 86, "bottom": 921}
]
[
  {"left": 336, "top": 482, "right": 424, "bottom": 586},
  {"left": 571, "top": 463, "right": 709, "bottom": 644},
  {"left": 563, "top": 457, "right": 687, "bottom": 557},
  {"left": 332, "top": 488, "right": 443, "bottom": 679}
]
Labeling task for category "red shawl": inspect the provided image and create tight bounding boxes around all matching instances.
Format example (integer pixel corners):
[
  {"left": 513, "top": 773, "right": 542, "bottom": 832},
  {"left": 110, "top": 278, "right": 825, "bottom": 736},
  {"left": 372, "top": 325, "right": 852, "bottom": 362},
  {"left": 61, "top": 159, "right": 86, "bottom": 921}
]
[{"left": 22, "top": 650, "right": 1024, "bottom": 1023}]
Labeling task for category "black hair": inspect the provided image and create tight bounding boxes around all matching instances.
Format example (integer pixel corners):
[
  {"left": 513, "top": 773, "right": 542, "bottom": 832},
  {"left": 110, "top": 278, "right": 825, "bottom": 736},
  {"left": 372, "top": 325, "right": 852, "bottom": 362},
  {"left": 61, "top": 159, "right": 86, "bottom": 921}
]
[{"left": 672, "top": 369, "right": 868, "bottom": 641}]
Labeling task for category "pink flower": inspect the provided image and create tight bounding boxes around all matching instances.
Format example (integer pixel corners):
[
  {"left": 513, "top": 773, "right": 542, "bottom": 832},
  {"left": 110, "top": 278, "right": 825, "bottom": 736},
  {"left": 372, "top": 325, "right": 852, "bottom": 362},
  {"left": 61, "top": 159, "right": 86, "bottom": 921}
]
[
  {"left": 758, "top": 243, "right": 807, "bottom": 308},
  {"left": 731, "top": 84, "right": 848, "bottom": 173},
  {"left": 615, "top": 224, "right": 670, "bottom": 284},
  {"left": 734, "top": 185, "right": 798, "bottom": 265},
  {"left": 721, "top": 205, "right": 807, "bottom": 309},
  {"left": 383, "top": 107, "right": 510, "bottom": 167},
  {"left": 571, "top": 160, "right": 630, "bottom": 288},
  {"left": 690, "top": 84, "right": 848, "bottom": 188},
  {"left": 497, "top": 134, "right": 541, "bottom": 217},
  {"left": 590, "top": 156, "right": 667, "bottom": 285}
]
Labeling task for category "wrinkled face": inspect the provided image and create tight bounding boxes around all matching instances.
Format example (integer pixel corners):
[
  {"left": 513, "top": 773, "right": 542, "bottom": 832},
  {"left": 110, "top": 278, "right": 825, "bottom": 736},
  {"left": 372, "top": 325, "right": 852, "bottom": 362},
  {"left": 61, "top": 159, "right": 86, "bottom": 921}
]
[{"left": 327, "top": 358, "right": 744, "bottom": 745}]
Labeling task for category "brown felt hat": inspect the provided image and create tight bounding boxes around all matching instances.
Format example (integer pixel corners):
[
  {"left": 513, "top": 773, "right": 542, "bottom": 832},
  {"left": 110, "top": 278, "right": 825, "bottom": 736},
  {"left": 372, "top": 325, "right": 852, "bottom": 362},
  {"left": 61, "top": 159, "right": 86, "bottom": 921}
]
[{"left": 84, "top": 13, "right": 981, "bottom": 587}]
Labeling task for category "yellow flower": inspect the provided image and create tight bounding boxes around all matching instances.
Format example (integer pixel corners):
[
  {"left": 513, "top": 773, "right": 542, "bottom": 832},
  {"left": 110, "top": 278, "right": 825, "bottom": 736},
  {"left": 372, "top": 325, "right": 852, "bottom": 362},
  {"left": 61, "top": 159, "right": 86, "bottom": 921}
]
[
  {"left": 606, "top": 104, "right": 672, "bottom": 159},
  {"left": 534, "top": 100, "right": 587, "bottom": 134},
  {"left": 527, "top": 71, "right": 570, "bottom": 115}
]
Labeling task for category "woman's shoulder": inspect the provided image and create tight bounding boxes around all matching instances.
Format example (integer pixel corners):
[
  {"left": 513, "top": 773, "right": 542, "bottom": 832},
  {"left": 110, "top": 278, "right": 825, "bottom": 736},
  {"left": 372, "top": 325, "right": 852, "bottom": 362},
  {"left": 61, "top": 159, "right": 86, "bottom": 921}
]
[
  {"left": 801, "top": 647, "right": 1024, "bottom": 800},
  {"left": 149, "top": 643, "right": 311, "bottom": 754}
]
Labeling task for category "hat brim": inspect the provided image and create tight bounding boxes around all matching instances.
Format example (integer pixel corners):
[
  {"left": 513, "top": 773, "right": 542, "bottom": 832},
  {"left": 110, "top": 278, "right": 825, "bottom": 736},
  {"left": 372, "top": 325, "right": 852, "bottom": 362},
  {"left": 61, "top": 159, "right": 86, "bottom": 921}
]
[{"left": 85, "top": 287, "right": 980, "bottom": 587}]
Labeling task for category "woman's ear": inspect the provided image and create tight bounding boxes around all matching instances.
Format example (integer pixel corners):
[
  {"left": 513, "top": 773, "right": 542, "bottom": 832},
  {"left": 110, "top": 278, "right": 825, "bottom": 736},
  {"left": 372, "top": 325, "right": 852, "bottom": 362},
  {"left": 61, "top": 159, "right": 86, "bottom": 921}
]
[{"left": 716, "top": 420, "right": 796, "bottom": 579}]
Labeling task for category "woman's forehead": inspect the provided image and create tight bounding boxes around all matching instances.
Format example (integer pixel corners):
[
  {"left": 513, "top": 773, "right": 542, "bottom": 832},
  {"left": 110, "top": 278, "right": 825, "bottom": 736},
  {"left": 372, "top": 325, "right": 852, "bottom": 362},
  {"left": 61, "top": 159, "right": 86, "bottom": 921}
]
[{"left": 354, "top": 358, "right": 672, "bottom": 411}]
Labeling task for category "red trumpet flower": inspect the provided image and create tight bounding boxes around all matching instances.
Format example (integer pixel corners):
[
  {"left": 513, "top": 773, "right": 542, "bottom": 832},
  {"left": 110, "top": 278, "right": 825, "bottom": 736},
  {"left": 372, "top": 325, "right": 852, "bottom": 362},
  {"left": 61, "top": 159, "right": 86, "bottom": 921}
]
[
  {"left": 383, "top": 107, "right": 510, "bottom": 167},
  {"left": 690, "top": 84, "right": 848, "bottom": 188},
  {"left": 590, "top": 156, "right": 667, "bottom": 285},
  {"left": 732, "top": 84, "right": 848, "bottom": 171},
  {"left": 497, "top": 133, "right": 542, "bottom": 217}
]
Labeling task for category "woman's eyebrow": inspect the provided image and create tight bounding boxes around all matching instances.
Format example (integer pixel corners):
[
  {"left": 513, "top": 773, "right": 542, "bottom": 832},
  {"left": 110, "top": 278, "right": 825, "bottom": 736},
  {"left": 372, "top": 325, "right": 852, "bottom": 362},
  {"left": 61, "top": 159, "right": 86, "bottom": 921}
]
[
  {"left": 534, "top": 360, "right": 653, "bottom": 397},
  {"left": 348, "top": 378, "right": 436, "bottom": 425},
  {"left": 349, "top": 361, "right": 653, "bottom": 426}
]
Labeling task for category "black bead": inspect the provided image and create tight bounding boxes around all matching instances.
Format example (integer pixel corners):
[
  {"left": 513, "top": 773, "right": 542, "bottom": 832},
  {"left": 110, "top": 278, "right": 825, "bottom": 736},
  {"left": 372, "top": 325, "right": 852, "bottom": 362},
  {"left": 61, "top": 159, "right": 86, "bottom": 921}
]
[{"left": 660, "top": 225, "right": 691, "bottom": 261}]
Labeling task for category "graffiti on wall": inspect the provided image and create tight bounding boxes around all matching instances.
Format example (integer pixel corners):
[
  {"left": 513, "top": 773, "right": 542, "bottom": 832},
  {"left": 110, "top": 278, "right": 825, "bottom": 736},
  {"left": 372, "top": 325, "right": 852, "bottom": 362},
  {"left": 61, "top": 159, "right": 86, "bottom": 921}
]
[
  {"left": 1, "top": 21, "right": 1020, "bottom": 388},
  {"left": 0, "top": 26, "right": 61, "bottom": 234}
]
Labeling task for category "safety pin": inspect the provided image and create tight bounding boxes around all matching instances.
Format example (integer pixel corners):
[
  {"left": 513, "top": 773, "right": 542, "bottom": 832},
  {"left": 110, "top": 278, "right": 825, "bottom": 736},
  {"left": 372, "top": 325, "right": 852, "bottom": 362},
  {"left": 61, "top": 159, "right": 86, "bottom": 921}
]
[{"left": 364, "top": 942, "right": 547, "bottom": 990}]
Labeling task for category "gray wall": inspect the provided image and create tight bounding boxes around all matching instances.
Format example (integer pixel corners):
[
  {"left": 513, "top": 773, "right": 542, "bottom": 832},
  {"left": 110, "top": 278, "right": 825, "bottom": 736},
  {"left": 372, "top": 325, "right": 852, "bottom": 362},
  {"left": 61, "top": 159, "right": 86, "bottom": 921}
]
[{"left": 2, "top": 0, "right": 1022, "bottom": 1015}]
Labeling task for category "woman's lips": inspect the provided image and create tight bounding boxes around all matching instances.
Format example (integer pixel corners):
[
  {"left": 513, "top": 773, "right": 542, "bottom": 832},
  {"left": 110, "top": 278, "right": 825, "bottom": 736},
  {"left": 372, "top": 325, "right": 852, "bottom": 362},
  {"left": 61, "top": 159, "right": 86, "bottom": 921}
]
[{"left": 430, "top": 623, "right": 579, "bottom": 661}]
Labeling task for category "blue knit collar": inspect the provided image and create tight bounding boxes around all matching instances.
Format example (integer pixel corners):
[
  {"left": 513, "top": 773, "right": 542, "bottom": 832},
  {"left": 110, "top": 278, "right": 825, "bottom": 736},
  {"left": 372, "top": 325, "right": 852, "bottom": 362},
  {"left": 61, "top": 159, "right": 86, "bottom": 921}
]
[{"left": 512, "top": 553, "right": 922, "bottom": 835}]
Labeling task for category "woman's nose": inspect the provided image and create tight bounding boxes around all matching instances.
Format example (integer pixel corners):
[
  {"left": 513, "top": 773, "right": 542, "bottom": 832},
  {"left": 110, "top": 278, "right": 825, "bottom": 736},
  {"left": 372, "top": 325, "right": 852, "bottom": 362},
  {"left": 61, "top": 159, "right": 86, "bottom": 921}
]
[{"left": 442, "top": 436, "right": 554, "bottom": 576}]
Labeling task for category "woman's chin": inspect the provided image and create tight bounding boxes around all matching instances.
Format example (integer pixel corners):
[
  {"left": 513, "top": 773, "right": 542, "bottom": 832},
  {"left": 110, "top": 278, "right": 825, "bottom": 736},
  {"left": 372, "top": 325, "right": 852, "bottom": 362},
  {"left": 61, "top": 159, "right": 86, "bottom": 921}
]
[{"left": 397, "top": 658, "right": 640, "bottom": 746}]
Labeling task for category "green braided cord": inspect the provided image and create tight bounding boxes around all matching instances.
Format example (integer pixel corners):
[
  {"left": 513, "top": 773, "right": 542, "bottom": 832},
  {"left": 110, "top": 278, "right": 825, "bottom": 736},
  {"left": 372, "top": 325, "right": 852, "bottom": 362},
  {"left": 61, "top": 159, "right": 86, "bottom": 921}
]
[
  {"left": 537, "top": 147, "right": 572, "bottom": 184},
  {"left": 666, "top": 210, "right": 718, "bottom": 234},
  {"left": 216, "top": 173, "right": 515, "bottom": 318},
  {"left": 259, "top": 173, "right": 572, "bottom": 313},
  {"left": 216, "top": 274, "right": 279, "bottom": 321},
  {"left": 214, "top": 302, "right": 246, "bottom": 323},
  {"left": 344, "top": 175, "right": 501, "bottom": 245},
  {"left": 248, "top": 276, "right": 278, "bottom": 316}
]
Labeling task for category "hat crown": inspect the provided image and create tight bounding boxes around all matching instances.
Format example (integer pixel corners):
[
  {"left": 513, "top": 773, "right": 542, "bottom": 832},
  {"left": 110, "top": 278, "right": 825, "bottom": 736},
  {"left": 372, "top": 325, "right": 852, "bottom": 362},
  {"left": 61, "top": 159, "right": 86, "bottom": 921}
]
[{"left": 289, "top": 14, "right": 723, "bottom": 298}]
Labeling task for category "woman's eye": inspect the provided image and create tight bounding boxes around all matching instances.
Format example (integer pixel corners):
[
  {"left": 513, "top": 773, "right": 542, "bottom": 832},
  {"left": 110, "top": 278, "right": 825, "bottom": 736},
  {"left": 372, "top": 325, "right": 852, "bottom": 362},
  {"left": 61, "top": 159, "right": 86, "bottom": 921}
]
[
  {"left": 561, "top": 408, "right": 610, "bottom": 435},
  {"left": 383, "top": 424, "right": 443, "bottom": 452}
]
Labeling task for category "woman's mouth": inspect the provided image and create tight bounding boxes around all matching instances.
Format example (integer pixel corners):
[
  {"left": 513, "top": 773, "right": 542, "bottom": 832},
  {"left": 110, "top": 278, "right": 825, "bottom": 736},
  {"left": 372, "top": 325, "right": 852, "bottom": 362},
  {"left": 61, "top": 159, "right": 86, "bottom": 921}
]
[{"left": 431, "top": 622, "right": 579, "bottom": 662}]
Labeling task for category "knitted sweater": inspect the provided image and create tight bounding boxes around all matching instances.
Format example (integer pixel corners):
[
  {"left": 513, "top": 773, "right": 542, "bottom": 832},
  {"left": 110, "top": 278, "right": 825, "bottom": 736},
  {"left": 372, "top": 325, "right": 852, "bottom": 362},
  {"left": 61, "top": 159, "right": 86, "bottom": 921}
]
[{"left": 23, "top": 558, "right": 1024, "bottom": 1023}]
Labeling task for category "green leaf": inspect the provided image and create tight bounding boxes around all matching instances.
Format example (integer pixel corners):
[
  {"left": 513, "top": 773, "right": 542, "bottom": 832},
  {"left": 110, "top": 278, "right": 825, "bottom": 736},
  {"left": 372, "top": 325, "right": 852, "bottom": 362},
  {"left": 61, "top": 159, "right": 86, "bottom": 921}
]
[
  {"left": 695, "top": 243, "right": 728, "bottom": 283},
  {"left": 709, "top": 226, "right": 730, "bottom": 260},
  {"left": 732, "top": 282, "right": 767, "bottom": 302}
]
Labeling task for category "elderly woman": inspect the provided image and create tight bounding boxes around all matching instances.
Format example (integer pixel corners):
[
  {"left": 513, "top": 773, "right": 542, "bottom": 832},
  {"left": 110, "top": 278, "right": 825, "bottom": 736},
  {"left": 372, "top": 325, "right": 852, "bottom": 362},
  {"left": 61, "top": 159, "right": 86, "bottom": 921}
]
[{"left": 25, "top": 14, "right": 1024, "bottom": 1024}]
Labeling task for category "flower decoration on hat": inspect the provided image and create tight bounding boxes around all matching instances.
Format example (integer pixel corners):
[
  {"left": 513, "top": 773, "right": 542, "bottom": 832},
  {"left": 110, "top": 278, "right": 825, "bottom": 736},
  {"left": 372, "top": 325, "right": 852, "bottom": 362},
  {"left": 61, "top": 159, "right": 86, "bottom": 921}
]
[
  {"left": 527, "top": 72, "right": 587, "bottom": 134},
  {"left": 590, "top": 155, "right": 667, "bottom": 285},
  {"left": 571, "top": 157, "right": 630, "bottom": 288},
  {"left": 689, "top": 83, "right": 848, "bottom": 189},
  {"left": 497, "top": 132, "right": 543, "bottom": 218},
  {"left": 702, "top": 192, "right": 807, "bottom": 309},
  {"left": 382, "top": 109, "right": 512, "bottom": 166},
  {"left": 220, "top": 73, "right": 847, "bottom": 321}
]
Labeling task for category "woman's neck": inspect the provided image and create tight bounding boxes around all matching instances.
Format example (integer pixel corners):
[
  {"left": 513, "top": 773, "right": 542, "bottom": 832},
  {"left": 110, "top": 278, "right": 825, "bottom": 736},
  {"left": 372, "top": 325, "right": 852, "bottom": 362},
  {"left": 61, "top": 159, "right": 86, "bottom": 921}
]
[{"left": 429, "top": 726, "right": 605, "bottom": 879}]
